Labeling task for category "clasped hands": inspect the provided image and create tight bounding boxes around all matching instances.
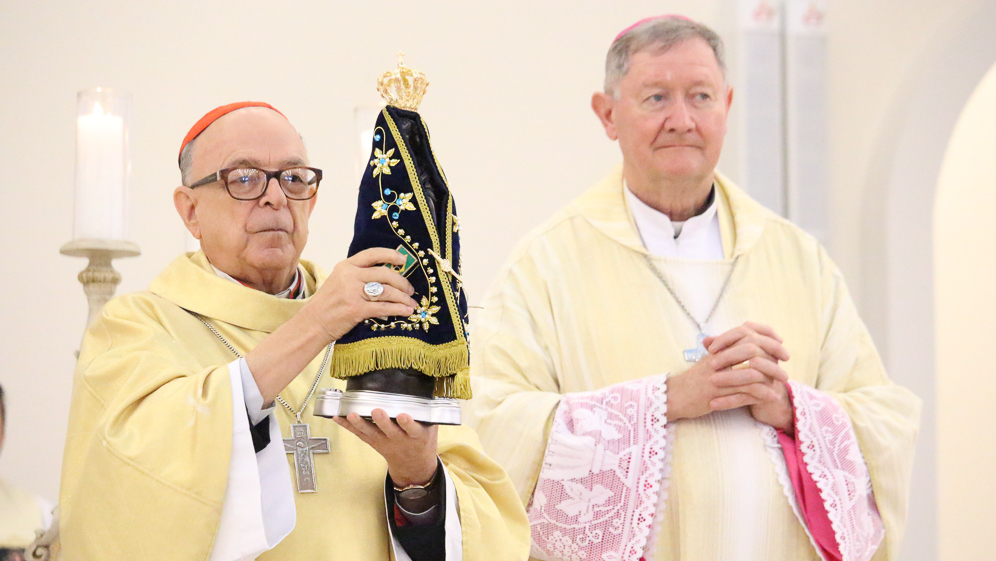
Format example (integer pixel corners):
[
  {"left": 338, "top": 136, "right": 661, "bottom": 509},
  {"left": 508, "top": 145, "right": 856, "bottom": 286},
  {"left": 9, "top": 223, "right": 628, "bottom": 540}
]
[{"left": 667, "top": 322, "right": 795, "bottom": 434}]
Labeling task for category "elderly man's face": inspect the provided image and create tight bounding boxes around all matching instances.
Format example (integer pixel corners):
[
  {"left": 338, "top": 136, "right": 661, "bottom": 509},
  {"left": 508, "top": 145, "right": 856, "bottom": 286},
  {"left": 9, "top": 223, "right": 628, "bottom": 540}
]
[
  {"left": 178, "top": 108, "right": 315, "bottom": 287},
  {"left": 598, "top": 38, "right": 732, "bottom": 188}
]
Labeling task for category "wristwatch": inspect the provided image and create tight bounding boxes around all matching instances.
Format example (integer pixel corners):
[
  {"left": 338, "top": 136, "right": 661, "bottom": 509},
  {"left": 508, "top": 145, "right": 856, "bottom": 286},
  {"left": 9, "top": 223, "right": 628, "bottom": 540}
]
[{"left": 393, "top": 467, "right": 439, "bottom": 501}]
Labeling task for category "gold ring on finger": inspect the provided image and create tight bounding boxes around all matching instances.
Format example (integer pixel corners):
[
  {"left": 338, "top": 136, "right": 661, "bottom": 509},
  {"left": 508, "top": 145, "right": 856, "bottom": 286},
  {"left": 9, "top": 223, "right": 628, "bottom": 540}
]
[{"left": 731, "top": 360, "right": 751, "bottom": 370}]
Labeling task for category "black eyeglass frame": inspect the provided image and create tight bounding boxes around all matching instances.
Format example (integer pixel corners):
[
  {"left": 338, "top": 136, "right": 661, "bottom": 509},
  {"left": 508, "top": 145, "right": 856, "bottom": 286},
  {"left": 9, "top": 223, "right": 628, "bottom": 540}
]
[{"left": 187, "top": 166, "right": 323, "bottom": 201}]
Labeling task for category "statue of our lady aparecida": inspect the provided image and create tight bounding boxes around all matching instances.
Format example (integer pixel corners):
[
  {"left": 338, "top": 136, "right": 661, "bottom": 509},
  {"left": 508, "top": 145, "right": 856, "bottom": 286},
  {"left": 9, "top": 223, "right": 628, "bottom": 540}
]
[{"left": 314, "top": 57, "right": 469, "bottom": 425}]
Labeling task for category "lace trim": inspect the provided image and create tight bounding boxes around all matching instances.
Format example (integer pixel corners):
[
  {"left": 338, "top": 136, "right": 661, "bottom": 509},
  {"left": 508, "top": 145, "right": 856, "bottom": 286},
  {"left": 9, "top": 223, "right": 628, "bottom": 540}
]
[
  {"left": 791, "top": 381, "right": 884, "bottom": 561},
  {"left": 760, "top": 425, "right": 827, "bottom": 561},
  {"left": 528, "top": 374, "right": 669, "bottom": 561},
  {"left": 631, "top": 377, "right": 668, "bottom": 560},
  {"left": 641, "top": 412, "right": 675, "bottom": 560}
]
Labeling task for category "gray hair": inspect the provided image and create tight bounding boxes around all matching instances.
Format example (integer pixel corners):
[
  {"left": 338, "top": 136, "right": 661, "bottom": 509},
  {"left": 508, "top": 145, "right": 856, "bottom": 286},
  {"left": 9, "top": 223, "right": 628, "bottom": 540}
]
[
  {"left": 179, "top": 138, "right": 196, "bottom": 186},
  {"left": 604, "top": 17, "right": 726, "bottom": 97}
]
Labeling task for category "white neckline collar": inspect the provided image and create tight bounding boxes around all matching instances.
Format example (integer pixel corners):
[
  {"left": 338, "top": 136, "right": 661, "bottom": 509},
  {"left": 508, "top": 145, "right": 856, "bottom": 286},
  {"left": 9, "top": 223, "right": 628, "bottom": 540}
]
[{"left": 624, "top": 181, "right": 724, "bottom": 260}]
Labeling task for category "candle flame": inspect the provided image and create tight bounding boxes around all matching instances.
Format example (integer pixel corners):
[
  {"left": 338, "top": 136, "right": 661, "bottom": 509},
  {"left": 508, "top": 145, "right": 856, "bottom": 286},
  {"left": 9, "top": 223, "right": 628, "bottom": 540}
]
[{"left": 93, "top": 102, "right": 105, "bottom": 116}]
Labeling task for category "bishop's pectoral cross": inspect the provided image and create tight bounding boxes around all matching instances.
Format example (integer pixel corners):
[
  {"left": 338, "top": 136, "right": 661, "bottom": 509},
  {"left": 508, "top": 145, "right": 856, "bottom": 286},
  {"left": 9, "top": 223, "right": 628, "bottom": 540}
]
[
  {"left": 284, "top": 423, "right": 330, "bottom": 493},
  {"left": 683, "top": 333, "right": 709, "bottom": 363}
]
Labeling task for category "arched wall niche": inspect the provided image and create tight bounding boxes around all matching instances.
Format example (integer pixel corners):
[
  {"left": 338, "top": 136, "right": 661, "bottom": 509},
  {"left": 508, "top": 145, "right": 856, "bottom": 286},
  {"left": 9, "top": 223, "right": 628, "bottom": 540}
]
[
  {"left": 858, "top": 2, "right": 996, "bottom": 560},
  {"left": 934, "top": 59, "right": 996, "bottom": 560}
]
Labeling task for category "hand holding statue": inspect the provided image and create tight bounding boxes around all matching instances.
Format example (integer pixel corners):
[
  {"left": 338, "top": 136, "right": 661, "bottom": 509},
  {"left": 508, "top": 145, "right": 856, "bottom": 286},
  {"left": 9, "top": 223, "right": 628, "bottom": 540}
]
[
  {"left": 667, "top": 322, "right": 794, "bottom": 433},
  {"left": 321, "top": 248, "right": 439, "bottom": 486},
  {"left": 334, "top": 410, "right": 439, "bottom": 488},
  {"left": 305, "top": 248, "right": 419, "bottom": 342},
  {"left": 246, "top": 248, "right": 419, "bottom": 405}
]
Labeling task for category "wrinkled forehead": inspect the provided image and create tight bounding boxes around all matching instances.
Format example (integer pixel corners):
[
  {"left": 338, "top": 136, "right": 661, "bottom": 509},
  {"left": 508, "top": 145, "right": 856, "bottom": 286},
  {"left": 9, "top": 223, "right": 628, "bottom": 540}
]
[
  {"left": 641, "top": 37, "right": 721, "bottom": 69},
  {"left": 193, "top": 107, "right": 308, "bottom": 170},
  {"left": 624, "top": 42, "right": 727, "bottom": 94}
]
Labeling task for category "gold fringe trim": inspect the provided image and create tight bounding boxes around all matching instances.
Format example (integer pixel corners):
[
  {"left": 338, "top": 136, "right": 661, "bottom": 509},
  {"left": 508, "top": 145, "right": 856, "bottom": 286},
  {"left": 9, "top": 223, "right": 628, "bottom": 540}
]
[
  {"left": 434, "top": 366, "right": 472, "bottom": 400},
  {"left": 329, "top": 337, "right": 471, "bottom": 399}
]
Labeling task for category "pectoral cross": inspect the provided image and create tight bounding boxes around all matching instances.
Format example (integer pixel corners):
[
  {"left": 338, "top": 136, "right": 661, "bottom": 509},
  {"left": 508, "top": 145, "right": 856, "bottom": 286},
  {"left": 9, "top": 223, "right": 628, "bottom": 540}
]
[
  {"left": 683, "top": 332, "right": 709, "bottom": 363},
  {"left": 284, "top": 423, "right": 330, "bottom": 493}
]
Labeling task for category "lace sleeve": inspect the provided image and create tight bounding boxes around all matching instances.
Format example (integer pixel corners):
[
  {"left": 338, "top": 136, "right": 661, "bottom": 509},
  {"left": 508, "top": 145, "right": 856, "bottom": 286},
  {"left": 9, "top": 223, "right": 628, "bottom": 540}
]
[
  {"left": 527, "top": 374, "right": 669, "bottom": 561},
  {"left": 790, "top": 380, "right": 885, "bottom": 561}
]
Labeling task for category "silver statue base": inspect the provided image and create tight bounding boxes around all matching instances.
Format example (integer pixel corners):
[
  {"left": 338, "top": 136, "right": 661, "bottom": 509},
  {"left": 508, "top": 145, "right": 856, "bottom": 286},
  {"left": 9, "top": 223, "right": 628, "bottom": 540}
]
[{"left": 313, "top": 388, "right": 462, "bottom": 425}]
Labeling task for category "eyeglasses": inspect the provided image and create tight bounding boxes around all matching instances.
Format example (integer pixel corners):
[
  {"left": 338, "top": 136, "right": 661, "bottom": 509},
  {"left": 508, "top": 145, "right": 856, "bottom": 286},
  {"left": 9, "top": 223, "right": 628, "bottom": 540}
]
[{"left": 188, "top": 167, "right": 323, "bottom": 201}]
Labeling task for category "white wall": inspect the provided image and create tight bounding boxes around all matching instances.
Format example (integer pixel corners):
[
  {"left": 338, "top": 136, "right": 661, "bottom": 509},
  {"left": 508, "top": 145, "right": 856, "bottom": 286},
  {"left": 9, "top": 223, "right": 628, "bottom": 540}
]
[{"left": 1, "top": 1, "right": 990, "bottom": 558}]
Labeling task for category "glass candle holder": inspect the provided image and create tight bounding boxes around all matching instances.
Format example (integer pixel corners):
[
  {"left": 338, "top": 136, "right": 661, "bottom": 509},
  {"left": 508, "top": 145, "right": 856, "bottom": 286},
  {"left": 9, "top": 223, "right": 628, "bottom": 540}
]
[
  {"left": 74, "top": 87, "right": 131, "bottom": 241},
  {"left": 355, "top": 103, "right": 385, "bottom": 181}
]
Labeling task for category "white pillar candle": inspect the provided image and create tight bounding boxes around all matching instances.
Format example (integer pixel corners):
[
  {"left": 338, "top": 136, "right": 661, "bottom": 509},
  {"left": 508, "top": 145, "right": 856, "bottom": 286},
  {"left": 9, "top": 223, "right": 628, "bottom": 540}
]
[{"left": 74, "top": 89, "right": 129, "bottom": 240}]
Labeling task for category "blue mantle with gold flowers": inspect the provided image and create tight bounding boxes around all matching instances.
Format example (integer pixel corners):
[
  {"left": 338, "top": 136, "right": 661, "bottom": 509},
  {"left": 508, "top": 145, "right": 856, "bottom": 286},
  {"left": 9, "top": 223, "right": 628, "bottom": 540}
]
[{"left": 328, "top": 105, "right": 471, "bottom": 400}]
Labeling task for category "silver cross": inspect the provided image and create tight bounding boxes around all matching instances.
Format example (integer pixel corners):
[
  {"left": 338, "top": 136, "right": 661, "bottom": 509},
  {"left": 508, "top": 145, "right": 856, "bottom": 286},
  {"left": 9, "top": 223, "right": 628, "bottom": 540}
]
[
  {"left": 283, "top": 423, "right": 330, "bottom": 493},
  {"left": 683, "top": 333, "right": 709, "bottom": 363}
]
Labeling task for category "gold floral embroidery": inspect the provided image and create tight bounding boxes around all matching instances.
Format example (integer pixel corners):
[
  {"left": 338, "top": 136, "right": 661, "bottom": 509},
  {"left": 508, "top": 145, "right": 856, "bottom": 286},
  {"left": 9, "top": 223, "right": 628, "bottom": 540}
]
[
  {"left": 397, "top": 192, "right": 416, "bottom": 211},
  {"left": 371, "top": 200, "right": 391, "bottom": 219},
  {"left": 369, "top": 133, "right": 416, "bottom": 221},
  {"left": 362, "top": 122, "right": 451, "bottom": 334},
  {"left": 370, "top": 148, "right": 400, "bottom": 177},
  {"left": 408, "top": 296, "right": 441, "bottom": 331},
  {"left": 371, "top": 192, "right": 418, "bottom": 221}
]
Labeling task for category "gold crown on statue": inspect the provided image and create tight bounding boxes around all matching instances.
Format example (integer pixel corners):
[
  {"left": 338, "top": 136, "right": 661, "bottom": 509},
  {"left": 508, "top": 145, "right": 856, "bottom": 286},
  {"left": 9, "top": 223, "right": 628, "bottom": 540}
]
[{"left": 377, "top": 52, "right": 429, "bottom": 112}]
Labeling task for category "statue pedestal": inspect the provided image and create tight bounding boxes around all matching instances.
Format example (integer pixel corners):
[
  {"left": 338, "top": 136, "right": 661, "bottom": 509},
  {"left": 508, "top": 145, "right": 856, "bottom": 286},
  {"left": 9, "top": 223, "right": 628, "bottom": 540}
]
[{"left": 314, "top": 369, "right": 461, "bottom": 425}]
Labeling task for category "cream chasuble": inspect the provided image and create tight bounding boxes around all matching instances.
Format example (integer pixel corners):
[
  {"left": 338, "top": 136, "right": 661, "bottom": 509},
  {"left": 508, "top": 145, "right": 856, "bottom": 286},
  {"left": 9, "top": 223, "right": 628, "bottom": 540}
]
[
  {"left": 60, "top": 251, "right": 529, "bottom": 561},
  {"left": 0, "top": 477, "right": 48, "bottom": 549},
  {"left": 467, "top": 167, "right": 920, "bottom": 561}
]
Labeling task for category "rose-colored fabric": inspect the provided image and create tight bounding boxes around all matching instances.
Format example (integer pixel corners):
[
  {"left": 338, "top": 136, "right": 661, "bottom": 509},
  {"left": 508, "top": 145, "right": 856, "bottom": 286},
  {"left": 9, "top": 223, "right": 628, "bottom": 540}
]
[
  {"left": 778, "top": 395, "right": 842, "bottom": 561},
  {"left": 528, "top": 375, "right": 669, "bottom": 561},
  {"left": 613, "top": 15, "right": 694, "bottom": 43},
  {"left": 785, "top": 380, "right": 885, "bottom": 561},
  {"left": 178, "top": 101, "right": 285, "bottom": 161}
]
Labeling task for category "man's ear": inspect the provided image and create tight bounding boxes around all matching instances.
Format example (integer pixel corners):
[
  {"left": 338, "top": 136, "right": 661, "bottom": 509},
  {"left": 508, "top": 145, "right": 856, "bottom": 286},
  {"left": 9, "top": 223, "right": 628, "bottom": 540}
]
[
  {"left": 174, "top": 187, "right": 201, "bottom": 239},
  {"left": 591, "top": 92, "right": 619, "bottom": 141}
]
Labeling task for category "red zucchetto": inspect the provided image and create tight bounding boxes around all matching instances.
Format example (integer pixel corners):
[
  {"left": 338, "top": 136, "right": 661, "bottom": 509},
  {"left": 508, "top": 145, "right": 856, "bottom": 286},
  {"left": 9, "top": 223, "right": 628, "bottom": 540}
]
[{"left": 178, "top": 101, "right": 286, "bottom": 164}]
